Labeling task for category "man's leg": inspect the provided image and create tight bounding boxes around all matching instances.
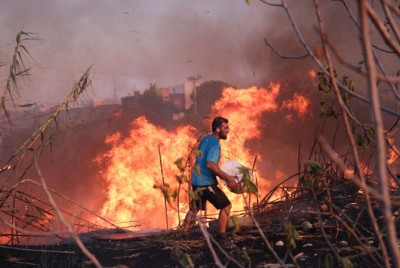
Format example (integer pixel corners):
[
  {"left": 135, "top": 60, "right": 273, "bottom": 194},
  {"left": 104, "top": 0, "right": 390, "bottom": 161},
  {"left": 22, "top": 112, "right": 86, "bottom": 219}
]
[
  {"left": 218, "top": 204, "right": 232, "bottom": 234},
  {"left": 205, "top": 185, "right": 232, "bottom": 234},
  {"left": 217, "top": 204, "right": 236, "bottom": 249},
  {"left": 204, "top": 186, "right": 235, "bottom": 248}
]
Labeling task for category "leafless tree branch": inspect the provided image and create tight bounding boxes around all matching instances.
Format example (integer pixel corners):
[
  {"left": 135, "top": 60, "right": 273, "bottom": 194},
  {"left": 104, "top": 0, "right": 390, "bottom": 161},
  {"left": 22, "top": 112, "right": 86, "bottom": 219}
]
[
  {"left": 359, "top": 2, "right": 400, "bottom": 266},
  {"left": 264, "top": 39, "right": 309, "bottom": 59},
  {"left": 261, "top": 0, "right": 400, "bottom": 118},
  {"left": 364, "top": 1, "right": 400, "bottom": 56}
]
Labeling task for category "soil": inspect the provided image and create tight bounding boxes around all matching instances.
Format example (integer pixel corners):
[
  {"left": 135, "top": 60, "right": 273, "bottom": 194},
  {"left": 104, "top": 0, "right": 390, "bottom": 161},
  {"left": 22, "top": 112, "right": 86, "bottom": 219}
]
[{"left": 0, "top": 183, "right": 396, "bottom": 268}]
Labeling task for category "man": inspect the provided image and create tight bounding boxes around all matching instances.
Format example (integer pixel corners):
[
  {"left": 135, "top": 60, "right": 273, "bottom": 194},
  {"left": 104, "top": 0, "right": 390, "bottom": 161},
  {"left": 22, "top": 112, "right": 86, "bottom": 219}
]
[{"left": 183, "top": 116, "right": 237, "bottom": 248}]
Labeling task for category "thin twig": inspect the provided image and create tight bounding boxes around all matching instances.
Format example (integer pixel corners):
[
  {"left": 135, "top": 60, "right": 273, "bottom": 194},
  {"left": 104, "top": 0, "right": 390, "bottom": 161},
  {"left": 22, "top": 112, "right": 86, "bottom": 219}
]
[
  {"left": 158, "top": 143, "right": 169, "bottom": 229},
  {"left": 34, "top": 156, "right": 103, "bottom": 268},
  {"left": 264, "top": 39, "right": 309, "bottom": 59},
  {"left": 364, "top": 1, "right": 400, "bottom": 55}
]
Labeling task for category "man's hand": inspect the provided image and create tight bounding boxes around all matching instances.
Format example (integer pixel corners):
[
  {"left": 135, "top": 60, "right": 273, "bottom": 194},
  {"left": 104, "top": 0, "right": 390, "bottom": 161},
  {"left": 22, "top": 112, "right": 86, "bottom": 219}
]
[{"left": 225, "top": 175, "right": 238, "bottom": 189}]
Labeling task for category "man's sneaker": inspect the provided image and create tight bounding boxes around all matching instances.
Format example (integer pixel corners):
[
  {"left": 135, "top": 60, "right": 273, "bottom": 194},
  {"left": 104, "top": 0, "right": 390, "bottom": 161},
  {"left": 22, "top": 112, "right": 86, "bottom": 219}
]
[{"left": 216, "top": 233, "right": 236, "bottom": 249}]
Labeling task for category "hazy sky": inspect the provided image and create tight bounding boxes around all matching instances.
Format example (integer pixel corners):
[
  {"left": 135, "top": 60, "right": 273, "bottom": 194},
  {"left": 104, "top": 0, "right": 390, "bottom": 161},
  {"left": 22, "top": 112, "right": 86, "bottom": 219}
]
[
  {"left": 1, "top": 0, "right": 287, "bottom": 105},
  {"left": 2, "top": 1, "right": 391, "bottom": 108}
]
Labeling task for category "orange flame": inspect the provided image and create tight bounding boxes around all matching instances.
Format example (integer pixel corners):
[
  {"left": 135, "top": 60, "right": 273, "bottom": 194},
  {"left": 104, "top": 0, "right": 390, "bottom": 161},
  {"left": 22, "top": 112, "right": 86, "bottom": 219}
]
[
  {"left": 281, "top": 92, "right": 311, "bottom": 121},
  {"left": 96, "top": 117, "right": 196, "bottom": 229},
  {"left": 210, "top": 83, "right": 280, "bottom": 210},
  {"left": 386, "top": 138, "right": 399, "bottom": 187},
  {"left": 387, "top": 138, "right": 399, "bottom": 166},
  {"left": 96, "top": 83, "right": 282, "bottom": 230}
]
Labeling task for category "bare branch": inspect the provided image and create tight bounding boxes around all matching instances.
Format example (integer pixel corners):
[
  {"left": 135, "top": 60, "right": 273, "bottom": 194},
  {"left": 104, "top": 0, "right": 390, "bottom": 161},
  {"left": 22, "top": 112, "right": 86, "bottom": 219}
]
[
  {"left": 262, "top": 0, "right": 400, "bottom": 118},
  {"left": 324, "top": 36, "right": 400, "bottom": 86},
  {"left": 359, "top": 1, "right": 400, "bottom": 266},
  {"left": 21, "top": 179, "right": 119, "bottom": 229},
  {"left": 341, "top": 0, "right": 400, "bottom": 103},
  {"left": 34, "top": 156, "right": 103, "bottom": 268},
  {"left": 364, "top": 1, "right": 400, "bottom": 56},
  {"left": 314, "top": 2, "right": 393, "bottom": 264},
  {"left": 264, "top": 38, "right": 309, "bottom": 59},
  {"left": 381, "top": 1, "right": 400, "bottom": 46},
  {"left": 259, "top": 0, "right": 283, "bottom": 7}
]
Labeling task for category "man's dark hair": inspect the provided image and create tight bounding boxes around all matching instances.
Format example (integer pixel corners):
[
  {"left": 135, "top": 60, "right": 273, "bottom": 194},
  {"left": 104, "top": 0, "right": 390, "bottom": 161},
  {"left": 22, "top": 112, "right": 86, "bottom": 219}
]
[{"left": 212, "top": 117, "right": 228, "bottom": 132}]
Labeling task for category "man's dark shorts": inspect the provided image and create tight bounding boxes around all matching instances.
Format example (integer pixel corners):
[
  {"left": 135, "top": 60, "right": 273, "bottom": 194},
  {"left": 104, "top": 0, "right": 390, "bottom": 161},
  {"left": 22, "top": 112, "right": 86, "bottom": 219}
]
[{"left": 191, "top": 185, "right": 231, "bottom": 211}]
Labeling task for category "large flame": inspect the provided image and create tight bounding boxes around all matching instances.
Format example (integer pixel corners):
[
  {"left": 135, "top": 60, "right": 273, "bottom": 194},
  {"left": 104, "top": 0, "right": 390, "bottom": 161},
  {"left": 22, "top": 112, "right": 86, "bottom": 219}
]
[
  {"left": 96, "top": 117, "right": 196, "bottom": 229},
  {"left": 96, "top": 82, "right": 308, "bottom": 230},
  {"left": 209, "top": 84, "right": 280, "bottom": 211}
]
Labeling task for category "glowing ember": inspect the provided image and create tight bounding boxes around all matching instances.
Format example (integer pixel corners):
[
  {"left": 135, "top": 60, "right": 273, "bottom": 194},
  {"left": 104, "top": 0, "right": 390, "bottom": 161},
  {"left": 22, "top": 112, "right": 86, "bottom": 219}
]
[
  {"left": 309, "top": 70, "right": 316, "bottom": 79},
  {"left": 308, "top": 70, "right": 318, "bottom": 87}
]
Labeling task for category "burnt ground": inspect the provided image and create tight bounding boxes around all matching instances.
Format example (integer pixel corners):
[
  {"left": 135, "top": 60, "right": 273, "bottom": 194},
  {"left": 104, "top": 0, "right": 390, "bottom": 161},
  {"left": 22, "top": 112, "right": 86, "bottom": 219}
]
[{"left": 1, "top": 181, "right": 398, "bottom": 268}]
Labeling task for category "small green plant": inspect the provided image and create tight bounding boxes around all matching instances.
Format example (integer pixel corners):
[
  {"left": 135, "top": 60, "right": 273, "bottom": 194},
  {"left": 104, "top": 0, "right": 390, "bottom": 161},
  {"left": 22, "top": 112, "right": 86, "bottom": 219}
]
[
  {"left": 233, "top": 247, "right": 252, "bottom": 268},
  {"left": 354, "top": 123, "right": 375, "bottom": 149},
  {"left": 316, "top": 69, "right": 377, "bottom": 150},
  {"left": 320, "top": 101, "right": 339, "bottom": 119},
  {"left": 300, "top": 160, "right": 323, "bottom": 189},
  {"left": 171, "top": 243, "right": 194, "bottom": 268},
  {"left": 340, "top": 257, "right": 354, "bottom": 268},
  {"left": 231, "top": 215, "right": 241, "bottom": 233},
  {"left": 284, "top": 222, "right": 300, "bottom": 248},
  {"left": 239, "top": 166, "right": 258, "bottom": 194},
  {"left": 323, "top": 253, "right": 333, "bottom": 268}
]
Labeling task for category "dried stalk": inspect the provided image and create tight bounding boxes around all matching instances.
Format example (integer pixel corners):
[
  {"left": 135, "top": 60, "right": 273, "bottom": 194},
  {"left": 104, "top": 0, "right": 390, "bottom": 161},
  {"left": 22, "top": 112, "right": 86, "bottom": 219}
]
[
  {"left": 311, "top": 188, "right": 348, "bottom": 266},
  {"left": 34, "top": 155, "right": 103, "bottom": 268},
  {"left": 0, "top": 67, "right": 93, "bottom": 210},
  {"left": 242, "top": 193, "right": 287, "bottom": 267},
  {"left": 195, "top": 217, "right": 242, "bottom": 268},
  {"left": 0, "top": 245, "right": 74, "bottom": 254},
  {"left": 158, "top": 142, "right": 169, "bottom": 229},
  {"left": 322, "top": 177, "right": 382, "bottom": 266},
  {"left": 16, "top": 179, "right": 118, "bottom": 228},
  {"left": 176, "top": 129, "right": 204, "bottom": 225}
]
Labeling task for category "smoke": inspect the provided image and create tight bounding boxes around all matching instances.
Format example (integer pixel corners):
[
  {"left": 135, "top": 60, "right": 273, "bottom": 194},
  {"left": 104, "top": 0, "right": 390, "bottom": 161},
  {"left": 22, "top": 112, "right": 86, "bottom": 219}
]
[
  {"left": 0, "top": 1, "right": 274, "bottom": 103},
  {"left": 1, "top": 1, "right": 397, "bottom": 104}
]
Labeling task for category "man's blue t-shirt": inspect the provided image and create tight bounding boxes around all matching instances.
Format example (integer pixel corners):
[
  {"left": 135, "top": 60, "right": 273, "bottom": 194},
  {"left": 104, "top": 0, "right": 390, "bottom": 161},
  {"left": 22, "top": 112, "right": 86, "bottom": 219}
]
[{"left": 191, "top": 135, "right": 220, "bottom": 186}]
